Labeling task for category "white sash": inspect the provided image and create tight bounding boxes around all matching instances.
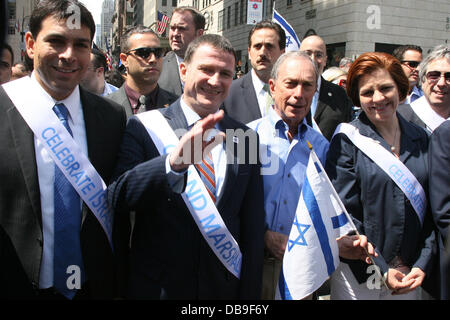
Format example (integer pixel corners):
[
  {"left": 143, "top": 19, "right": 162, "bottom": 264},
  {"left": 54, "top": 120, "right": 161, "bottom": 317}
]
[
  {"left": 334, "top": 123, "right": 426, "bottom": 225},
  {"left": 136, "top": 110, "right": 242, "bottom": 279},
  {"left": 410, "top": 96, "right": 447, "bottom": 133},
  {"left": 2, "top": 77, "right": 113, "bottom": 247}
]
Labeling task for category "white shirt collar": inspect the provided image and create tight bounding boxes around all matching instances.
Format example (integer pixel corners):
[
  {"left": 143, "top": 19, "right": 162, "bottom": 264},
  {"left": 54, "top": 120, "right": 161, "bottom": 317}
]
[
  {"left": 30, "top": 71, "right": 81, "bottom": 121},
  {"left": 251, "top": 69, "right": 267, "bottom": 94}
]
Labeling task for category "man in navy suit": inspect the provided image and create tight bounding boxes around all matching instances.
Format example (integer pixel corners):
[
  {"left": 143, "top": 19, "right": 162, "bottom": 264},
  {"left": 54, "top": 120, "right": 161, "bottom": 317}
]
[
  {"left": 158, "top": 7, "right": 205, "bottom": 96},
  {"left": 223, "top": 21, "right": 285, "bottom": 124},
  {"left": 0, "top": 0, "right": 126, "bottom": 299},
  {"left": 108, "top": 34, "right": 265, "bottom": 299}
]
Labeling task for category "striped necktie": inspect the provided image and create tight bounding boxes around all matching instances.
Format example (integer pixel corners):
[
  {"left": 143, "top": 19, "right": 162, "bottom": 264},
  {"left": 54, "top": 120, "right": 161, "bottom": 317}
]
[
  {"left": 263, "top": 83, "right": 274, "bottom": 115},
  {"left": 195, "top": 152, "right": 216, "bottom": 203},
  {"left": 52, "top": 103, "right": 85, "bottom": 299}
]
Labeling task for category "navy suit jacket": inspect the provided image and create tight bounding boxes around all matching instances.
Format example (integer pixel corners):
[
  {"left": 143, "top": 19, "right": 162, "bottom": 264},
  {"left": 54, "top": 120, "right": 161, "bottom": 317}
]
[
  {"left": 0, "top": 85, "right": 127, "bottom": 298},
  {"left": 325, "top": 112, "right": 436, "bottom": 289},
  {"left": 108, "top": 99, "right": 265, "bottom": 299},
  {"left": 223, "top": 72, "right": 261, "bottom": 125},
  {"left": 429, "top": 120, "right": 450, "bottom": 299}
]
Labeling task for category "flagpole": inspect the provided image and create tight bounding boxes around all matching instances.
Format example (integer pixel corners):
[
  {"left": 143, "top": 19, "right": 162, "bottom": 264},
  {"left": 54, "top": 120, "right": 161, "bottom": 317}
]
[{"left": 306, "top": 141, "right": 390, "bottom": 290}]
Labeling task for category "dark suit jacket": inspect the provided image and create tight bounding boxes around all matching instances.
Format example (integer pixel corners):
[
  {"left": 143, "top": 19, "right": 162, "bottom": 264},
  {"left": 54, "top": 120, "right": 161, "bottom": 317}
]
[
  {"left": 158, "top": 51, "right": 183, "bottom": 97},
  {"left": 309, "top": 77, "right": 353, "bottom": 141},
  {"left": 223, "top": 72, "right": 261, "bottom": 124},
  {"left": 429, "top": 120, "right": 450, "bottom": 299},
  {"left": 106, "top": 84, "right": 178, "bottom": 119},
  {"left": 0, "top": 86, "right": 127, "bottom": 299},
  {"left": 397, "top": 103, "right": 427, "bottom": 130},
  {"left": 108, "top": 100, "right": 265, "bottom": 299},
  {"left": 325, "top": 112, "right": 436, "bottom": 289}
]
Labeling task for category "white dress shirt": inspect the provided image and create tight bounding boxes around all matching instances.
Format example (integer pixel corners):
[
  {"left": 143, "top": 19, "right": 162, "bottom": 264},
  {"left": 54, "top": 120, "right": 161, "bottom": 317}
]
[
  {"left": 29, "top": 72, "right": 88, "bottom": 288},
  {"left": 165, "top": 97, "right": 227, "bottom": 199},
  {"left": 251, "top": 69, "right": 271, "bottom": 118}
]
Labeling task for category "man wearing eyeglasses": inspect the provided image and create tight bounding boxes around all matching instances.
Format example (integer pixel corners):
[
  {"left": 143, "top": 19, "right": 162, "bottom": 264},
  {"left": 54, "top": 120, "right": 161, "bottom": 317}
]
[
  {"left": 0, "top": 44, "right": 13, "bottom": 84},
  {"left": 299, "top": 35, "right": 353, "bottom": 141},
  {"left": 398, "top": 44, "right": 450, "bottom": 134},
  {"left": 107, "top": 26, "right": 178, "bottom": 118},
  {"left": 393, "top": 45, "right": 424, "bottom": 104},
  {"left": 158, "top": 7, "right": 205, "bottom": 97}
]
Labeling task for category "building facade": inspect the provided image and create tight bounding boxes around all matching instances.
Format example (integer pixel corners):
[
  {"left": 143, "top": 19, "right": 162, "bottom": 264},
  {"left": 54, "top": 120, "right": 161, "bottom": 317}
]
[
  {"left": 179, "top": 0, "right": 449, "bottom": 71},
  {"left": 5, "top": 0, "right": 38, "bottom": 64}
]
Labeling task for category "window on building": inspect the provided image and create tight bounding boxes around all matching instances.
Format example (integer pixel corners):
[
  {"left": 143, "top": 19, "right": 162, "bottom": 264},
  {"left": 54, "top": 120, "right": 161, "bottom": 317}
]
[
  {"left": 218, "top": 9, "right": 224, "bottom": 31},
  {"left": 234, "top": 2, "right": 239, "bottom": 26},
  {"left": 8, "top": 0, "right": 16, "bottom": 19},
  {"left": 227, "top": 6, "right": 231, "bottom": 29},
  {"left": 162, "top": 0, "right": 167, "bottom": 6},
  {"left": 326, "top": 42, "right": 346, "bottom": 68},
  {"left": 172, "top": 0, "right": 177, "bottom": 7},
  {"left": 240, "top": 0, "right": 246, "bottom": 24},
  {"left": 287, "top": 0, "right": 292, "bottom": 7}
]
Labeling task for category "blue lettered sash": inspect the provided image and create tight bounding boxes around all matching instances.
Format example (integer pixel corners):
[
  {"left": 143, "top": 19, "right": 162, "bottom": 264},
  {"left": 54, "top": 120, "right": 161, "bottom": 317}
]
[
  {"left": 3, "top": 76, "right": 113, "bottom": 247},
  {"left": 136, "top": 110, "right": 242, "bottom": 279},
  {"left": 334, "top": 123, "right": 426, "bottom": 225}
]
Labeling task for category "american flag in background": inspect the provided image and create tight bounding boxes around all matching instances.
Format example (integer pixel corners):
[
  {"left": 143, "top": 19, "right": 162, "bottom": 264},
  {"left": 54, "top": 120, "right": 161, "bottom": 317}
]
[{"left": 156, "top": 11, "right": 170, "bottom": 35}]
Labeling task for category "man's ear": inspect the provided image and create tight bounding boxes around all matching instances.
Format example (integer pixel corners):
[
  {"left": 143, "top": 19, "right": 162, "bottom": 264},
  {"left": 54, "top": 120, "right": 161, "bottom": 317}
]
[
  {"left": 25, "top": 32, "right": 35, "bottom": 60},
  {"left": 196, "top": 29, "right": 204, "bottom": 37},
  {"left": 179, "top": 62, "right": 187, "bottom": 83},
  {"left": 97, "top": 67, "right": 105, "bottom": 77}
]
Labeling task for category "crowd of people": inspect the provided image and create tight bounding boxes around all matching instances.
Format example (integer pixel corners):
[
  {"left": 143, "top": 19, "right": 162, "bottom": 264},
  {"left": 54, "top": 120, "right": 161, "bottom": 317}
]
[{"left": 0, "top": 0, "right": 448, "bottom": 301}]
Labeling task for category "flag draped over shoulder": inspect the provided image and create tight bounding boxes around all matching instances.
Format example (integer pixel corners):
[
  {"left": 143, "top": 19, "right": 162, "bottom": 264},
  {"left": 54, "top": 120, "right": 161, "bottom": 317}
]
[
  {"left": 272, "top": 9, "right": 300, "bottom": 52},
  {"left": 157, "top": 11, "right": 170, "bottom": 35},
  {"left": 277, "top": 148, "right": 353, "bottom": 300}
]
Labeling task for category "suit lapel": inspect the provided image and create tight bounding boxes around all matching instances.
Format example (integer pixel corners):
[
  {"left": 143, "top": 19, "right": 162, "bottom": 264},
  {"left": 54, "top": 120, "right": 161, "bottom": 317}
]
[
  {"left": 242, "top": 73, "right": 262, "bottom": 120},
  {"left": 6, "top": 103, "right": 42, "bottom": 225},
  {"left": 314, "top": 78, "right": 330, "bottom": 122}
]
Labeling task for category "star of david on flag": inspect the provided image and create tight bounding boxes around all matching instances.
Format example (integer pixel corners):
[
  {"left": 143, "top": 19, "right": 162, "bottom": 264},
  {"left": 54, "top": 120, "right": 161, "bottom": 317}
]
[
  {"left": 272, "top": 9, "right": 300, "bottom": 52},
  {"left": 276, "top": 145, "right": 353, "bottom": 300}
]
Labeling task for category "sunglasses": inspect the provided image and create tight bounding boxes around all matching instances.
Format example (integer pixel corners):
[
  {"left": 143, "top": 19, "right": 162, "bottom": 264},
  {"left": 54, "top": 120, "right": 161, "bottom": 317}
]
[
  {"left": 425, "top": 71, "right": 450, "bottom": 84},
  {"left": 126, "top": 47, "right": 164, "bottom": 59},
  {"left": 401, "top": 60, "right": 420, "bottom": 69}
]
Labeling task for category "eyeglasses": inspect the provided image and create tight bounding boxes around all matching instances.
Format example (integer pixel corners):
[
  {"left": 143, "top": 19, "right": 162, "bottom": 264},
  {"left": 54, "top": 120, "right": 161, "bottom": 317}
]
[
  {"left": 425, "top": 71, "right": 450, "bottom": 84},
  {"left": 303, "top": 50, "right": 325, "bottom": 59},
  {"left": 126, "top": 47, "right": 164, "bottom": 59},
  {"left": 401, "top": 60, "right": 421, "bottom": 69}
]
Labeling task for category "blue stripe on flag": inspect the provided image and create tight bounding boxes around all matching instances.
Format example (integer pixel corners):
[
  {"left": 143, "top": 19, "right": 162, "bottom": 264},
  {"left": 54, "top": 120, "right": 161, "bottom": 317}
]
[
  {"left": 314, "top": 161, "right": 322, "bottom": 173},
  {"left": 278, "top": 265, "right": 293, "bottom": 300},
  {"left": 332, "top": 212, "right": 348, "bottom": 229},
  {"left": 302, "top": 177, "right": 336, "bottom": 275},
  {"left": 273, "top": 10, "right": 300, "bottom": 47}
]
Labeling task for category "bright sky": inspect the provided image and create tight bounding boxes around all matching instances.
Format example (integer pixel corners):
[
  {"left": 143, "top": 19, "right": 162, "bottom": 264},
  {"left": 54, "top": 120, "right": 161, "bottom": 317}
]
[{"left": 79, "top": 0, "right": 102, "bottom": 26}]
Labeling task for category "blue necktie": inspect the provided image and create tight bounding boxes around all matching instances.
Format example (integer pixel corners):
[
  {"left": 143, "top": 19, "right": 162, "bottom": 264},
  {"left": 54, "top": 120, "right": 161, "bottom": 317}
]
[{"left": 53, "top": 103, "right": 85, "bottom": 299}]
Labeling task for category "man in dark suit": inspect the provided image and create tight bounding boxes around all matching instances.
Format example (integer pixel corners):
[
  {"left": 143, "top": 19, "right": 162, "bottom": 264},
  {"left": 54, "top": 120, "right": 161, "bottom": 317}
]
[
  {"left": 223, "top": 21, "right": 285, "bottom": 124},
  {"left": 429, "top": 120, "right": 450, "bottom": 299},
  {"left": 158, "top": 7, "right": 205, "bottom": 96},
  {"left": 107, "top": 26, "right": 177, "bottom": 118},
  {"left": 108, "top": 34, "right": 265, "bottom": 300},
  {"left": 0, "top": 0, "right": 126, "bottom": 299},
  {"left": 300, "top": 35, "right": 353, "bottom": 141}
]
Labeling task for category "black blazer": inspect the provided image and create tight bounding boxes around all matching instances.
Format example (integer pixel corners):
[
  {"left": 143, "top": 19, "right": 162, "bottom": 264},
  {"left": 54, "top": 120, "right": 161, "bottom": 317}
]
[
  {"left": 325, "top": 112, "right": 436, "bottom": 285},
  {"left": 309, "top": 78, "right": 353, "bottom": 141},
  {"left": 222, "top": 72, "right": 261, "bottom": 124},
  {"left": 429, "top": 120, "right": 450, "bottom": 299},
  {"left": 106, "top": 84, "right": 178, "bottom": 119},
  {"left": 108, "top": 99, "right": 265, "bottom": 299},
  {"left": 158, "top": 51, "right": 183, "bottom": 97},
  {"left": 0, "top": 86, "right": 127, "bottom": 298}
]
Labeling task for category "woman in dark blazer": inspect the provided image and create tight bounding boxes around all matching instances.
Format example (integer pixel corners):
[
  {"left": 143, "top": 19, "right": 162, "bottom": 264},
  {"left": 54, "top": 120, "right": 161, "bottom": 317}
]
[{"left": 325, "top": 52, "right": 436, "bottom": 299}]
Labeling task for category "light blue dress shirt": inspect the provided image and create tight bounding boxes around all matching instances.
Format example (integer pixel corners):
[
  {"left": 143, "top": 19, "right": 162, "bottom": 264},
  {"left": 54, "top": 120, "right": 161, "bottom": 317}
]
[{"left": 248, "top": 107, "right": 329, "bottom": 235}]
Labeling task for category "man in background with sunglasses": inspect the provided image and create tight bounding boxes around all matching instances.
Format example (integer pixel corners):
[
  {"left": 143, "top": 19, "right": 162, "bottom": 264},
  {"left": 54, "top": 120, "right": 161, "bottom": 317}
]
[
  {"left": 107, "top": 26, "right": 178, "bottom": 118},
  {"left": 393, "top": 44, "right": 424, "bottom": 104},
  {"left": 398, "top": 44, "right": 450, "bottom": 133},
  {"left": 158, "top": 7, "right": 205, "bottom": 97}
]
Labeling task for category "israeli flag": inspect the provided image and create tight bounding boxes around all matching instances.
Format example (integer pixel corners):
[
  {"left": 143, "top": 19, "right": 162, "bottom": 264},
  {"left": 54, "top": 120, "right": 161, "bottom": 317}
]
[
  {"left": 272, "top": 9, "right": 301, "bottom": 52},
  {"left": 277, "top": 148, "right": 353, "bottom": 300}
]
